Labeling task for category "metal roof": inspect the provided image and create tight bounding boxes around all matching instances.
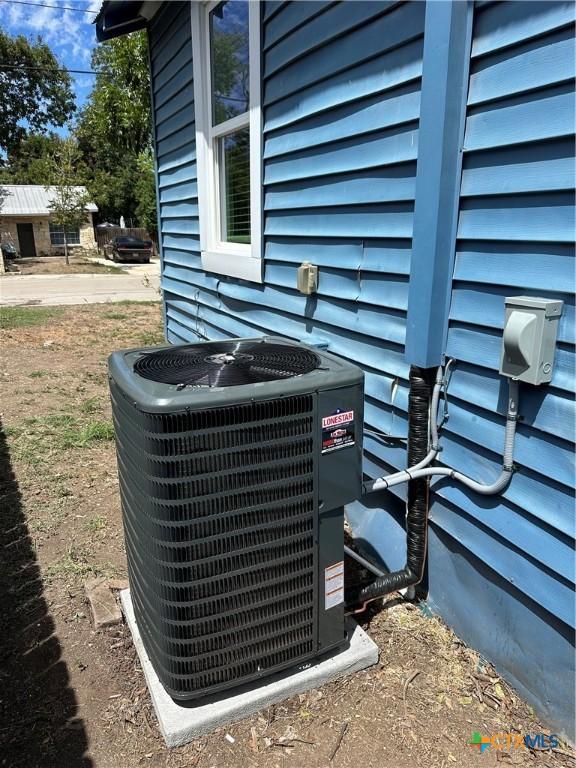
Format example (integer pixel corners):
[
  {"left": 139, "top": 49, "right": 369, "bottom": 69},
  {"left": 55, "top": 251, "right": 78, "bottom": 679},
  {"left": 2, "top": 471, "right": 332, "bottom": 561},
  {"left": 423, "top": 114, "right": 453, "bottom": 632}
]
[{"left": 1, "top": 186, "right": 98, "bottom": 216}]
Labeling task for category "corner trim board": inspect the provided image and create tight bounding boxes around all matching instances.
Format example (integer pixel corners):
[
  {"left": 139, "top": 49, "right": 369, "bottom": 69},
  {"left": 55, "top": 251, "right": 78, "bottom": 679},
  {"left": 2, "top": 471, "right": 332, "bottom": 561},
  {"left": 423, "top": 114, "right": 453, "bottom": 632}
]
[{"left": 405, "top": 0, "right": 474, "bottom": 367}]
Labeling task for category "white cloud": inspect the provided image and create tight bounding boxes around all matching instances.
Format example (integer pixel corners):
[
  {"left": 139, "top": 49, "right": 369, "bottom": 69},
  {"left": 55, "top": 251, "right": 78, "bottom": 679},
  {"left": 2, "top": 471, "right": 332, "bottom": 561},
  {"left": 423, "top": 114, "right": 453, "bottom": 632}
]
[
  {"left": 23, "top": 4, "right": 61, "bottom": 36},
  {"left": 8, "top": 3, "right": 24, "bottom": 26},
  {"left": 4, "top": 1, "right": 97, "bottom": 67}
]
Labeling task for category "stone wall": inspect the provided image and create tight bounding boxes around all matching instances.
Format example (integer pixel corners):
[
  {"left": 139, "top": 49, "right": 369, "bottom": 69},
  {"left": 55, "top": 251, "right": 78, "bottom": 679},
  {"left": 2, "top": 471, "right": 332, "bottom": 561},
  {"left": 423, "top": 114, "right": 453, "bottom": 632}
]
[
  {"left": 79, "top": 215, "right": 96, "bottom": 249},
  {"left": 0, "top": 213, "right": 96, "bottom": 256},
  {"left": 0, "top": 216, "right": 51, "bottom": 256}
]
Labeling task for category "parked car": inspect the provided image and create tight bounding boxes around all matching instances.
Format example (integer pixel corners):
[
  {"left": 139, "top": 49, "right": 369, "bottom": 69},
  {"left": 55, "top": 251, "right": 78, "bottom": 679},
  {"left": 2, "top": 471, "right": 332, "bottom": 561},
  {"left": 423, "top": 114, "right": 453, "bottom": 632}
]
[
  {"left": 103, "top": 236, "right": 153, "bottom": 263},
  {"left": 1, "top": 242, "right": 17, "bottom": 260}
]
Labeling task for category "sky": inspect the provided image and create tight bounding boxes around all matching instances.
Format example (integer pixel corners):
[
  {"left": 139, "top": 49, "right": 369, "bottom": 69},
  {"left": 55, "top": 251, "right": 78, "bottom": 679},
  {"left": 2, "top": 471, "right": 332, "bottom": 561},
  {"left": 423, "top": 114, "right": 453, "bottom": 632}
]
[{"left": 0, "top": 0, "right": 102, "bottom": 130}]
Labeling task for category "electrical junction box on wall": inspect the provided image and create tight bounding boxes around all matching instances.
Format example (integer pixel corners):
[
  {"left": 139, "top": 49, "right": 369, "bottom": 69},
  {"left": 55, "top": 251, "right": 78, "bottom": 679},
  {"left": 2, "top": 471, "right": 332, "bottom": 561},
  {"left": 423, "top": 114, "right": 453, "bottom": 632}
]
[
  {"left": 297, "top": 262, "right": 318, "bottom": 295},
  {"left": 499, "top": 296, "right": 563, "bottom": 385}
]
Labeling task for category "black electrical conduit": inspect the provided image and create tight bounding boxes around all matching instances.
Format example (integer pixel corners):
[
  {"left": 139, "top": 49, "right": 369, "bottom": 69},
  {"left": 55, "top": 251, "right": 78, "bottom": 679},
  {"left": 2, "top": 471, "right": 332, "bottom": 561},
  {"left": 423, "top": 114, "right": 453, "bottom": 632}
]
[{"left": 345, "top": 366, "right": 434, "bottom": 607}]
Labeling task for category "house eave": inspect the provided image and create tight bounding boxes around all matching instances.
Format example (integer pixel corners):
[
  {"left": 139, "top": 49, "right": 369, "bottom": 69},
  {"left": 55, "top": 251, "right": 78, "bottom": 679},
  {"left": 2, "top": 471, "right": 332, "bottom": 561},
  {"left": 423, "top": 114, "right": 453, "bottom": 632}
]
[
  {"left": 95, "top": 1, "right": 162, "bottom": 41},
  {"left": 1, "top": 209, "right": 98, "bottom": 217}
]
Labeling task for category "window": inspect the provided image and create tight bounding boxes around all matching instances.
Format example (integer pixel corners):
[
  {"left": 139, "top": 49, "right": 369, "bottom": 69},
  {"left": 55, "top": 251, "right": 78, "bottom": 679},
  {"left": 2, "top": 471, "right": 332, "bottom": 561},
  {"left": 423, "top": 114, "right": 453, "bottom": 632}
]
[
  {"left": 49, "top": 223, "right": 80, "bottom": 246},
  {"left": 191, "top": 0, "right": 262, "bottom": 282}
]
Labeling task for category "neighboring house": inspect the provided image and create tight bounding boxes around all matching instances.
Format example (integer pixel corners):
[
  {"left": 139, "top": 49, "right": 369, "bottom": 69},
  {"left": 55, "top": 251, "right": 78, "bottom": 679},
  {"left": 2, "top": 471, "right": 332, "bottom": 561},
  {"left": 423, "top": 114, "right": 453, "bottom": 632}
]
[
  {"left": 0, "top": 185, "right": 97, "bottom": 257},
  {"left": 96, "top": 1, "right": 575, "bottom": 739}
]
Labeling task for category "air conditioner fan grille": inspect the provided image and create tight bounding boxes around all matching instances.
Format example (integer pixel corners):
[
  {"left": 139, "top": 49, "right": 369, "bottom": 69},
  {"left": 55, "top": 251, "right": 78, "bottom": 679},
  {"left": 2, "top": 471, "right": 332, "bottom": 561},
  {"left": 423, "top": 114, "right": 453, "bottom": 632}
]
[{"left": 133, "top": 340, "right": 320, "bottom": 387}]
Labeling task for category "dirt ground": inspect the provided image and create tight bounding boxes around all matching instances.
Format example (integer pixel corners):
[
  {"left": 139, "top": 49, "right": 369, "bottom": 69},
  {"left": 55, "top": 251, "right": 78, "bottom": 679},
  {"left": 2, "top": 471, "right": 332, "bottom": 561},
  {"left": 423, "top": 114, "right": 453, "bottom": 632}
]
[
  {"left": 0, "top": 303, "right": 573, "bottom": 768},
  {"left": 4, "top": 255, "right": 123, "bottom": 275}
]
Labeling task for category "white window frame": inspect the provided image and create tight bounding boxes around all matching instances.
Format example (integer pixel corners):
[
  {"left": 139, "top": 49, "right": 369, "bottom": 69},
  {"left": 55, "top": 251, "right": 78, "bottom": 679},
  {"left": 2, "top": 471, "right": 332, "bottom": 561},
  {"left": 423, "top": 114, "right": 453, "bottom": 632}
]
[
  {"left": 191, "top": 0, "right": 262, "bottom": 283},
  {"left": 49, "top": 222, "right": 81, "bottom": 246}
]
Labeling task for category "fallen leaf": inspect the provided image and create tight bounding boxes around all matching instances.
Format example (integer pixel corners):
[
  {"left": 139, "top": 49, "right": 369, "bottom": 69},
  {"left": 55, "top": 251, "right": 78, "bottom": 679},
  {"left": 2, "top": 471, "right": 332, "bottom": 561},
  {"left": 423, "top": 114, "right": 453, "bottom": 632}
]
[{"left": 493, "top": 683, "right": 506, "bottom": 701}]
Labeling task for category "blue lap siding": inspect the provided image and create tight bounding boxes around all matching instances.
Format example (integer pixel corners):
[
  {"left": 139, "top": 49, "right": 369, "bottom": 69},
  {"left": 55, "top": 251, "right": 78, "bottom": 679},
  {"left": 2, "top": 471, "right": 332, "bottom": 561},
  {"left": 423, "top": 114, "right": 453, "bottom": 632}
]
[{"left": 148, "top": 0, "right": 575, "bottom": 739}]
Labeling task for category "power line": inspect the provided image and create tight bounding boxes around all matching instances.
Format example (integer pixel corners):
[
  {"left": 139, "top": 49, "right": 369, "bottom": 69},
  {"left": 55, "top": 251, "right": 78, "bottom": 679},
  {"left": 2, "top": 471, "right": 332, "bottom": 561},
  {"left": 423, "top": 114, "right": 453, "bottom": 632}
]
[
  {"left": 0, "top": 63, "right": 99, "bottom": 75},
  {"left": 0, "top": 0, "right": 98, "bottom": 13}
]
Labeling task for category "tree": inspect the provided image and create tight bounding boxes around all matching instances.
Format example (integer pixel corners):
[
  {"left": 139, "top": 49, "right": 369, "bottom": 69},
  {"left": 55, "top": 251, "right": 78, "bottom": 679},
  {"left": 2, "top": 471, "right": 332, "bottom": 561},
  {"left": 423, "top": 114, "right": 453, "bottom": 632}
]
[
  {"left": 77, "top": 32, "right": 150, "bottom": 166},
  {"left": 0, "top": 31, "right": 75, "bottom": 155},
  {"left": 76, "top": 31, "right": 154, "bottom": 228},
  {"left": 1, "top": 133, "right": 66, "bottom": 185},
  {"left": 45, "top": 139, "right": 91, "bottom": 265},
  {"left": 134, "top": 149, "right": 157, "bottom": 235}
]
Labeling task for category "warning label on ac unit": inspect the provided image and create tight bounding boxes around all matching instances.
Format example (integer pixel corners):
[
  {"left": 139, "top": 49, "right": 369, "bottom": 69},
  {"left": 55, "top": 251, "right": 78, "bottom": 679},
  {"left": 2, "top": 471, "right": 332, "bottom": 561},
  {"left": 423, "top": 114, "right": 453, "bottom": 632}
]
[
  {"left": 321, "top": 409, "right": 355, "bottom": 454},
  {"left": 325, "top": 561, "right": 344, "bottom": 610}
]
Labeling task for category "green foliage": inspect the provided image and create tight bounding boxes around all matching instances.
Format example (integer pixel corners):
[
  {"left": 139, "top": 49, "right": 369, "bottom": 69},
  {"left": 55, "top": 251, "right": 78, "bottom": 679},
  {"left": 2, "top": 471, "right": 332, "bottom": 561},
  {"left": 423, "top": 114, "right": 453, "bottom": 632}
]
[
  {"left": 76, "top": 419, "right": 115, "bottom": 445},
  {"left": 83, "top": 158, "right": 139, "bottom": 225},
  {"left": 0, "top": 306, "right": 64, "bottom": 329},
  {"left": 135, "top": 149, "right": 157, "bottom": 234},
  {"left": 78, "top": 32, "right": 151, "bottom": 160},
  {"left": 1, "top": 30, "right": 156, "bottom": 232},
  {"left": 7, "top": 412, "right": 115, "bottom": 468},
  {"left": 0, "top": 31, "right": 75, "bottom": 155},
  {"left": 138, "top": 328, "right": 165, "bottom": 346},
  {"left": 102, "top": 311, "right": 127, "bottom": 320},
  {"left": 44, "top": 546, "right": 104, "bottom": 582},
  {"left": 1, "top": 133, "right": 66, "bottom": 185},
  {"left": 45, "top": 139, "right": 91, "bottom": 264},
  {"left": 86, "top": 515, "right": 107, "bottom": 533},
  {"left": 28, "top": 370, "right": 50, "bottom": 378},
  {"left": 0, "top": 184, "right": 8, "bottom": 213},
  {"left": 77, "top": 31, "right": 155, "bottom": 227},
  {"left": 80, "top": 396, "right": 100, "bottom": 414}
]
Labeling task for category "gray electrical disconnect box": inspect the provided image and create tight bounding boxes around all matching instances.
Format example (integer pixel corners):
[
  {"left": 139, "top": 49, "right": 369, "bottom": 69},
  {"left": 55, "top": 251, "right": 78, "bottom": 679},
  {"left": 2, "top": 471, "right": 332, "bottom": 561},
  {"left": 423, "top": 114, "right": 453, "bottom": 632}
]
[{"left": 499, "top": 296, "right": 563, "bottom": 385}]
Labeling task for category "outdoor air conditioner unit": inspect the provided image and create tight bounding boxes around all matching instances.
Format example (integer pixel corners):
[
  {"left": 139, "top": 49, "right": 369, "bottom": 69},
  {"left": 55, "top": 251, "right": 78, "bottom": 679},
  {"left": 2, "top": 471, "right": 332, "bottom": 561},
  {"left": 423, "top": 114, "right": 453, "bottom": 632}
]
[{"left": 108, "top": 337, "right": 364, "bottom": 700}]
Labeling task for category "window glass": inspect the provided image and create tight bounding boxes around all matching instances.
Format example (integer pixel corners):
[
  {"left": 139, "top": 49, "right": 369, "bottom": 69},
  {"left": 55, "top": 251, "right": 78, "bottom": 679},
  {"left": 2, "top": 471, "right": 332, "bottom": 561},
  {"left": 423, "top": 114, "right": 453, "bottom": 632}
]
[
  {"left": 220, "top": 127, "right": 250, "bottom": 244},
  {"left": 49, "top": 223, "right": 80, "bottom": 246},
  {"left": 210, "top": 0, "right": 249, "bottom": 125}
]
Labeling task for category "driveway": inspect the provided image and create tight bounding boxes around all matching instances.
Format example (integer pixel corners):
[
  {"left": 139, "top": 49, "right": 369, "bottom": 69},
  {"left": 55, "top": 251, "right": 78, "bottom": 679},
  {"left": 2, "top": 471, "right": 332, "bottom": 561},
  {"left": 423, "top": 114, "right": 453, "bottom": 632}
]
[
  {"left": 86, "top": 257, "right": 160, "bottom": 277},
  {"left": 0, "top": 271, "right": 161, "bottom": 306}
]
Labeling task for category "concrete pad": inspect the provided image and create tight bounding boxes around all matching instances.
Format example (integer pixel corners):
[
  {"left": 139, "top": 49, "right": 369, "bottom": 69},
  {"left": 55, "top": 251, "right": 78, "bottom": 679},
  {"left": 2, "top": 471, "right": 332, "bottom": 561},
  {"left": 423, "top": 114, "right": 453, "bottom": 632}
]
[{"left": 120, "top": 589, "right": 379, "bottom": 747}]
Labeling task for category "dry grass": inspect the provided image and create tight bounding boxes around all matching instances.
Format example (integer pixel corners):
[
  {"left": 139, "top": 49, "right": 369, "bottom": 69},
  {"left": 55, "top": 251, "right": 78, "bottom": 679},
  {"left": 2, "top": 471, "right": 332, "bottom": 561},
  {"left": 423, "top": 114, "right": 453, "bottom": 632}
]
[{"left": 5, "top": 255, "right": 122, "bottom": 275}]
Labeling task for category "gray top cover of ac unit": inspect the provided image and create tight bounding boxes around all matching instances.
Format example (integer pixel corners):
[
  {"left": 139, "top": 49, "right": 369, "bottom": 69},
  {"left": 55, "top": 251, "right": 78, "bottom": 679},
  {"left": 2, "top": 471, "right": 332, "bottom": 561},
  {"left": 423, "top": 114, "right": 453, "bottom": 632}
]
[{"left": 108, "top": 336, "right": 364, "bottom": 413}]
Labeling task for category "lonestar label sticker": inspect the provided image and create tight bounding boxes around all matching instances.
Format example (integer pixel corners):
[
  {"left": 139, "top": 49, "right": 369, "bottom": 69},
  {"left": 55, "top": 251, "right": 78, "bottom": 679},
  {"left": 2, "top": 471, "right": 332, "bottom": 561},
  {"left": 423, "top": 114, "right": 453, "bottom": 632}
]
[
  {"left": 321, "top": 410, "right": 354, "bottom": 429},
  {"left": 321, "top": 409, "right": 355, "bottom": 454}
]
